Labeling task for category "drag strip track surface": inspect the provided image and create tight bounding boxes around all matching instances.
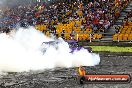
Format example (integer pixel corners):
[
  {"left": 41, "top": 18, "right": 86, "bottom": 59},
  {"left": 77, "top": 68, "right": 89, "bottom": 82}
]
[{"left": 0, "top": 53, "right": 132, "bottom": 88}]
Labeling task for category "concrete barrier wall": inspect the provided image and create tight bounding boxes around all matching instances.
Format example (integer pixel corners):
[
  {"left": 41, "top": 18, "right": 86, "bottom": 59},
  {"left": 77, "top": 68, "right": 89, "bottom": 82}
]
[
  {"left": 79, "top": 42, "right": 132, "bottom": 47},
  {"left": 95, "top": 52, "right": 132, "bottom": 56}
]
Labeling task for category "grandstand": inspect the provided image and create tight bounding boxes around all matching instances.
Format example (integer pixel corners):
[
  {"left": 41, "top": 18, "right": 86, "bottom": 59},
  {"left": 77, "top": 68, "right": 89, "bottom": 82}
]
[
  {"left": 0, "top": 1, "right": 132, "bottom": 88},
  {"left": 112, "top": 4, "right": 132, "bottom": 42},
  {"left": 0, "top": 0, "right": 132, "bottom": 43}
]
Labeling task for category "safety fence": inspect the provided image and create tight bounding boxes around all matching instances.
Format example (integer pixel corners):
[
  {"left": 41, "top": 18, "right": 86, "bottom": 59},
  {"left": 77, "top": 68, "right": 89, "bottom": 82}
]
[{"left": 43, "top": 32, "right": 132, "bottom": 43}]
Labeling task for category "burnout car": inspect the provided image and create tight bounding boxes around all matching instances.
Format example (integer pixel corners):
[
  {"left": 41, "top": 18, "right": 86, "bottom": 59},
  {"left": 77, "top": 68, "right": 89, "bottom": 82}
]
[{"left": 67, "top": 40, "right": 92, "bottom": 53}]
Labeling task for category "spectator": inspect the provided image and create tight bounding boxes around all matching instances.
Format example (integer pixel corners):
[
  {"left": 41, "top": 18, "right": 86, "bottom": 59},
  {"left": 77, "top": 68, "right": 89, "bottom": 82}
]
[{"left": 0, "top": 0, "right": 129, "bottom": 37}]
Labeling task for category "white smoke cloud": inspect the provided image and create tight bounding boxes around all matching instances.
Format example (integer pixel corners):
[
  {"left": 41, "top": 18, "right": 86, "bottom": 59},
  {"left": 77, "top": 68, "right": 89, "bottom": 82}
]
[
  {"left": 0, "top": 27, "right": 100, "bottom": 72},
  {"left": 0, "top": 0, "right": 5, "bottom": 7}
]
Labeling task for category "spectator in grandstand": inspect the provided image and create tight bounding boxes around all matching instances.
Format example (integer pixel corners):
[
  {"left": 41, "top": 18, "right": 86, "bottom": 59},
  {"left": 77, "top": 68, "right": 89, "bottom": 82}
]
[{"left": 0, "top": 0, "right": 129, "bottom": 41}]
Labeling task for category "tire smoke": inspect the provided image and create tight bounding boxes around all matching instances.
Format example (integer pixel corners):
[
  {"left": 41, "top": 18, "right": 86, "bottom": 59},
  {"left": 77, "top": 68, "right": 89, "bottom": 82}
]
[{"left": 0, "top": 27, "right": 100, "bottom": 72}]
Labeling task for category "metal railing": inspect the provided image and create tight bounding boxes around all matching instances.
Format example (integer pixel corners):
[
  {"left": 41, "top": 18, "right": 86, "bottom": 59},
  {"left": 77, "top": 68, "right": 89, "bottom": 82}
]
[{"left": 47, "top": 32, "right": 132, "bottom": 42}]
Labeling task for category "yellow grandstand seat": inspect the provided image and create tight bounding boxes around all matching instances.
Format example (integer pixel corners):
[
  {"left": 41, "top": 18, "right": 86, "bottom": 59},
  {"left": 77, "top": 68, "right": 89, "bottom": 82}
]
[
  {"left": 75, "top": 21, "right": 81, "bottom": 26},
  {"left": 122, "top": 28, "right": 128, "bottom": 31},
  {"left": 77, "top": 10, "right": 83, "bottom": 17},
  {"left": 118, "top": 34, "right": 123, "bottom": 41},
  {"left": 124, "top": 26, "right": 128, "bottom": 28},
  {"left": 121, "top": 30, "right": 126, "bottom": 33},
  {"left": 83, "top": 34, "right": 88, "bottom": 40},
  {"left": 129, "top": 23, "right": 132, "bottom": 26},
  {"left": 83, "top": 34, "right": 86, "bottom": 40},
  {"left": 50, "top": 20, "right": 54, "bottom": 25},
  {"left": 113, "top": 34, "right": 118, "bottom": 41},
  {"left": 128, "top": 34, "right": 132, "bottom": 40},
  {"left": 64, "top": 34, "right": 71, "bottom": 40},
  {"left": 128, "top": 22, "right": 132, "bottom": 26},
  {"left": 74, "top": 34, "right": 79, "bottom": 41},
  {"left": 56, "top": 29, "right": 62, "bottom": 34},
  {"left": 69, "top": 29, "right": 73, "bottom": 32},
  {"left": 93, "top": 34, "right": 97, "bottom": 40},
  {"left": 129, "top": 26, "right": 132, "bottom": 28},
  {"left": 45, "top": 31, "right": 50, "bottom": 37},
  {"left": 123, "top": 34, "right": 129, "bottom": 40},
  {"left": 55, "top": 33, "right": 61, "bottom": 37},
  {"left": 35, "top": 25, "right": 41, "bottom": 31},
  {"left": 64, "top": 29, "right": 68, "bottom": 33},
  {"left": 40, "top": 25, "right": 46, "bottom": 31},
  {"left": 70, "top": 21, "right": 75, "bottom": 27},
  {"left": 75, "top": 27, "right": 81, "bottom": 33},
  {"left": 126, "top": 29, "right": 131, "bottom": 33},
  {"left": 79, "top": 34, "right": 84, "bottom": 40},
  {"left": 78, "top": 35, "right": 83, "bottom": 41},
  {"left": 78, "top": 37, "right": 81, "bottom": 41},
  {"left": 83, "top": 34, "right": 90, "bottom": 40},
  {"left": 85, "top": 28, "right": 92, "bottom": 33},
  {"left": 97, "top": 34, "right": 102, "bottom": 39}
]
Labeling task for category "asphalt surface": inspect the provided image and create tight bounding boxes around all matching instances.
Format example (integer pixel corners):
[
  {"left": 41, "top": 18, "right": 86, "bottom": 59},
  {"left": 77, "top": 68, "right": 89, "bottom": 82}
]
[{"left": 0, "top": 53, "right": 132, "bottom": 88}]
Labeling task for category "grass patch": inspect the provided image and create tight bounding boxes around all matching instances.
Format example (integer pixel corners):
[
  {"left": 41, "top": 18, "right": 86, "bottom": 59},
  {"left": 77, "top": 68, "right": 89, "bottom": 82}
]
[{"left": 89, "top": 46, "right": 132, "bottom": 52}]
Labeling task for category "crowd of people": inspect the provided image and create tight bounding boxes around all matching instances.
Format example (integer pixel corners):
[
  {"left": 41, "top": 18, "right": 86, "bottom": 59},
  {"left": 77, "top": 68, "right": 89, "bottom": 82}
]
[
  {"left": 0, "top": 0, "right": 130, "bottom": 40},
  {"left": 115, "top": 9, "right": 132, "bottom": 33},
  {"left": 124, "top": 10, "right": 132, "bottom": 25},
  {"left": 113, "top": 8, "right": 132, "bottom": 41}
]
